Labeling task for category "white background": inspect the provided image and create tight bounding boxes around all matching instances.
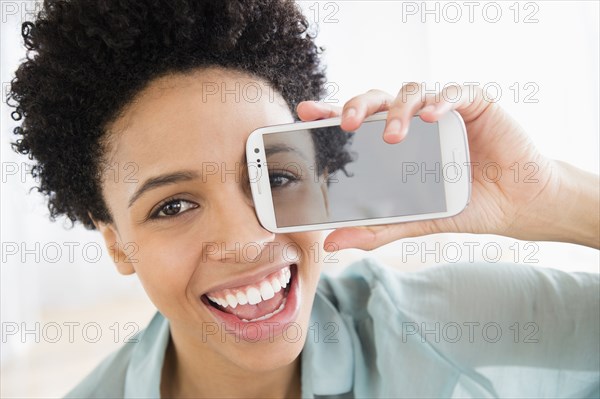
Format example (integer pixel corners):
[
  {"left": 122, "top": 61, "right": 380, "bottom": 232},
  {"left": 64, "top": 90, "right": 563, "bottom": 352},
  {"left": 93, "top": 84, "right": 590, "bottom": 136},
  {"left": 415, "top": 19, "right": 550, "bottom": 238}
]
[{"left": 1, "top": 1, "right": 599, "bottom": 397}]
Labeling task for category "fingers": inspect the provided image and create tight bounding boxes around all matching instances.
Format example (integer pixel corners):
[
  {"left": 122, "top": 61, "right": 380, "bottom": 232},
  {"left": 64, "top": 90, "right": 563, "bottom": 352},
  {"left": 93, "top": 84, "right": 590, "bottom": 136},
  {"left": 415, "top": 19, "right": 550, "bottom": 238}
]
[
  {"left": 438, "top": 84, "right": 492, "bottom": 123},
  {"left": 297, "top": 90, "right": 395, "bottom": 131},
  {"left": 298, "top": 83, "right": 492, "bottom": 148},
  {"left": 296, "top": 101, "right": 342, "bottom": 121},
  {"left": 384, "top": 82, "right": 437, "bottom": 144},
  {"left": 384, "top": 83, "right": 492, "bottom": 144},
  {"left": 415, "top": 84, "right": 487, "bottom": 123},
  {"left": 340, "top": 89, "right": 395, "bottom": 131}
]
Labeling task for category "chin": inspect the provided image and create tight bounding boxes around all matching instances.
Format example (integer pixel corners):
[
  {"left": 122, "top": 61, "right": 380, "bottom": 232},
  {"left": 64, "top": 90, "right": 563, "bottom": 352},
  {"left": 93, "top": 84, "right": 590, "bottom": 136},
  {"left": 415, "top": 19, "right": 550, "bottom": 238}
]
[{"left": 227, "top": 333, "right": 307, "bottom": 372}]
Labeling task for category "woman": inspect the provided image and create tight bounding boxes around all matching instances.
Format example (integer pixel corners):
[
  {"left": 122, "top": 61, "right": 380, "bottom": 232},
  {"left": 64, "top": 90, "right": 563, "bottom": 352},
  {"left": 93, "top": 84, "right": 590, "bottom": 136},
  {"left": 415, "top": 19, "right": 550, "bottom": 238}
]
[{"left": 9, "top": 0, "right": 599, "bottom": 398}]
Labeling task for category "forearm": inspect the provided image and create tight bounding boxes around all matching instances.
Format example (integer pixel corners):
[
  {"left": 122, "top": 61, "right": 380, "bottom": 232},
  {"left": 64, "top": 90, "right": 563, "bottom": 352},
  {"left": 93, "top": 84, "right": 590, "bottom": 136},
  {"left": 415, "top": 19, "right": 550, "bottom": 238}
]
[{"left": 518, "top": 160, "right": 600, "bottom": 249}]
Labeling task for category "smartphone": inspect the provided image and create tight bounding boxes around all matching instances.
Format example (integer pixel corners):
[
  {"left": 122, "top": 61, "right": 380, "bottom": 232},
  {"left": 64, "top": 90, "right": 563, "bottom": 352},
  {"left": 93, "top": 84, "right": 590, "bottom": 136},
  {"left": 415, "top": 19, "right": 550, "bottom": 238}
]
[{"left": 246, "top": 111, "right": 471, "bottom": 233}]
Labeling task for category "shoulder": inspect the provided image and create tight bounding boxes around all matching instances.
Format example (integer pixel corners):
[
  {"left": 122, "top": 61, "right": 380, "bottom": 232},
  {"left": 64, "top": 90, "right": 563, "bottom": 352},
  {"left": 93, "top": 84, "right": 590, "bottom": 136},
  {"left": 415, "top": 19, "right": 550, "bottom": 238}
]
[
  {"left": 64, "top": 312, "right": 168, "bottom": 399},
  {"left": 316, "top": 257, "right": 599, "bottom": 322},
  {"left": 312, "top": 258, "right": 599, "bottom": 397}
]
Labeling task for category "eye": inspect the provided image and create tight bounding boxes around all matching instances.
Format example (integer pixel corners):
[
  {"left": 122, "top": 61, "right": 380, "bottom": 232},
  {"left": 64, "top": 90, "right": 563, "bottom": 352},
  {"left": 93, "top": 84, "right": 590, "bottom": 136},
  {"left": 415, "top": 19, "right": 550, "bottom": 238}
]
[
  {"left": 151, "top": 198, "right": 199, "bottom": 219},
  {"left": 269, "top": 171, "right": 298, "bottom": 189}
]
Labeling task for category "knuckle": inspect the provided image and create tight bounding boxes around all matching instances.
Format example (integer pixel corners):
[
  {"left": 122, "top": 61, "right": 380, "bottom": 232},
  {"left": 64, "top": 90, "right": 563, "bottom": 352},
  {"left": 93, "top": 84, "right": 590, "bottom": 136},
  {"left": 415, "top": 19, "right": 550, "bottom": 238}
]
[
  {"left": 345, "top": 95, "right": 362, "bottom": 108},
  {"left": 366, "top": 88, "right": 386, "bottom": 96},
  {"left": 379, "top": 96, "right": 392, "bottom": 109}
]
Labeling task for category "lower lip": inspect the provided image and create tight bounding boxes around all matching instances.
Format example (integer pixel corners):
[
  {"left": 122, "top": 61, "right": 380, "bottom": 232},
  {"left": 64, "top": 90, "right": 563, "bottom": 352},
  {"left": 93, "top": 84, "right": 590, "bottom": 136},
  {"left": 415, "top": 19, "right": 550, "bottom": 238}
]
[{"left": 201, "top": 265, "right": 301, "bottom": 342}]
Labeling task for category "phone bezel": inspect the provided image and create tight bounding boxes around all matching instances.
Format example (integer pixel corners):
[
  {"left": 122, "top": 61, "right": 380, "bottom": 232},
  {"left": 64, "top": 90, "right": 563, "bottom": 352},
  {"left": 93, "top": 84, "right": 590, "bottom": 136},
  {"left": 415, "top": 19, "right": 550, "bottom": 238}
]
[{"left": 246, "top": 111, "right": 471, "bottom": 233}]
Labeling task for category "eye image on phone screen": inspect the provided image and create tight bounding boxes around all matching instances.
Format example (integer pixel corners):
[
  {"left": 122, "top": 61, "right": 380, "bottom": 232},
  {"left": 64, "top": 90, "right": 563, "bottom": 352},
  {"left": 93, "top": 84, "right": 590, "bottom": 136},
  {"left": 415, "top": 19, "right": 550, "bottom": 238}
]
[{"left": 263, "top": 118, "right": 447, "bottom": 228}]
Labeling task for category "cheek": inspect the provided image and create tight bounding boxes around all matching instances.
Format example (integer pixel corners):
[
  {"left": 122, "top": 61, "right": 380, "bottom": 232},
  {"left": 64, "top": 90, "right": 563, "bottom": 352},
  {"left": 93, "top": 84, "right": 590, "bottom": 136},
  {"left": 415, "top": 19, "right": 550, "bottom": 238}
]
[
  {"left": 292, "top": 232, "right": 324, "bottom": 279},
  {"left": 131, "top": 232, "right": 202, "bottom": 313}
]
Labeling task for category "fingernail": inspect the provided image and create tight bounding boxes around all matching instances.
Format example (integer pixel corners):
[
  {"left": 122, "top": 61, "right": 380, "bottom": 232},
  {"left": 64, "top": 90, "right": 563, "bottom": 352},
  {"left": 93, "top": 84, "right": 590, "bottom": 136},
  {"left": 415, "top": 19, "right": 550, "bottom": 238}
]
[
  {"left": 384, "top": 118, "right": 402, "bottom": 136},
  {"left": 421, "top": 105, "right": 436, "bottom": 114},
  {"left": 343, "top": 107, "right": 356, "bottom": 120}
]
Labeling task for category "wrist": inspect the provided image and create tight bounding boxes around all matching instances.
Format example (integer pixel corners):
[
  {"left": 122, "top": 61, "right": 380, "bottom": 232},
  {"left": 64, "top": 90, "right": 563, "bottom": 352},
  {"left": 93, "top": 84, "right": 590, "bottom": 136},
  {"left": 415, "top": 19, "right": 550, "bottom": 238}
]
[{"left": 520, "top": 160, "right": 600, "bottom": 249}]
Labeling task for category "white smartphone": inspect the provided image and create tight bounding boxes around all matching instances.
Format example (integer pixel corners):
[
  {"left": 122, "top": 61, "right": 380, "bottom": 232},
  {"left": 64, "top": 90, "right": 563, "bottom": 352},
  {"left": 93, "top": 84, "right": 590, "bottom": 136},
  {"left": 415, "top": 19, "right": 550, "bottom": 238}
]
[{"left": 246, "top": 111, "right": 471, "bottom": 233}]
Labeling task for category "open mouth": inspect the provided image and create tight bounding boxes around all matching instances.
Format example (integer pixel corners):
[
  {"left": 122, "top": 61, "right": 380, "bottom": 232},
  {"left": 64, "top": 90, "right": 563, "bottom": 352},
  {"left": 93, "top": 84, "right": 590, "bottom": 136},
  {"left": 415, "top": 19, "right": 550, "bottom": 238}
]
[{"left": 201, "top": 264, "right": 297, "bottom": 323}]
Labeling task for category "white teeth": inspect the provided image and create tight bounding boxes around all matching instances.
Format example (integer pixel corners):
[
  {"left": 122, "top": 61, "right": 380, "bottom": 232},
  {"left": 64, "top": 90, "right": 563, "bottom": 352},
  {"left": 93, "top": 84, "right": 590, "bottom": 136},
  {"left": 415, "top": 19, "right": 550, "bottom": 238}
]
[
  {"left": 246, "top": 287, "right": 262, "bottom": 305},
  {"left": 207, "top": 266, "right": 293, "bottom": 307},
  {"left": 236, "top": 291, "right": 248, "bottom": 305},
  {"left": 278, "top": 272, "right": 287, "bottom": 288},
  {"left": 260, "top": 280, "right": 275, "bottom": 300},
  {"left": 208, "top": 295, "right": 227, "bottom": 308},
  {"left": 271, "top": 277, "right": 282, "bottom": 293},
  {"left": 225, "top": 293, "right": 238, "bottom": 308},
  {"left": 280, "top": 267, "right": 291, "bottom": 287}
]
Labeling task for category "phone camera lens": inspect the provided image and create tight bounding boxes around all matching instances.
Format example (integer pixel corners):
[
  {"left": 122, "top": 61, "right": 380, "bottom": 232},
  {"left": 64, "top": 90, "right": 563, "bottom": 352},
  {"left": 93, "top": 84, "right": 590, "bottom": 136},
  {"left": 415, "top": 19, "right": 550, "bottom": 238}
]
[{"left": 254, "top": 148, "right": 260, "bottom": 153}]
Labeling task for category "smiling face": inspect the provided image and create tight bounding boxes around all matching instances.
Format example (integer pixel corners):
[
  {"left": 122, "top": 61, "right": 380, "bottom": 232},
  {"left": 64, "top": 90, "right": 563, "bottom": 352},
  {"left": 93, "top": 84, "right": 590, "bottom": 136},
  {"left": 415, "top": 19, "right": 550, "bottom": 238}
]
[{"left": 95, "top": 67, "right": 326, "bottom": 372}]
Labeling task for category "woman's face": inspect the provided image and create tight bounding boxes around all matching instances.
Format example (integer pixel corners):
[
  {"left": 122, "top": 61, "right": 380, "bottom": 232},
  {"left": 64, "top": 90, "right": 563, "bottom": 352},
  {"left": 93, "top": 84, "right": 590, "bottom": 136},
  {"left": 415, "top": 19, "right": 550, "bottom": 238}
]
[{"left": 96, "top": 68, "right": 326, "bottom": 371}]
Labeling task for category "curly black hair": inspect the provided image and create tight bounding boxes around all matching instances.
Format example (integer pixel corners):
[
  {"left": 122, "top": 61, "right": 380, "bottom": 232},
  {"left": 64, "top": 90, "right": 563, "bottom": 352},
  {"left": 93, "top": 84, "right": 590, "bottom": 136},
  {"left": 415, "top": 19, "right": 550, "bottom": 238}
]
[{"left": 9, "top": 0, "right": 354, "bottom": 230}]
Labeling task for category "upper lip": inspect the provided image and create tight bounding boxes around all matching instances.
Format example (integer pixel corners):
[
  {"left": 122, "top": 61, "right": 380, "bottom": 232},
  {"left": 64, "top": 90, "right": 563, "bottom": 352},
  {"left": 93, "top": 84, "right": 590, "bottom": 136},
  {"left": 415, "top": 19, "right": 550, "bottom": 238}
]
[{"left": 202, "top": 261, "right": 295, "bottom": 296}]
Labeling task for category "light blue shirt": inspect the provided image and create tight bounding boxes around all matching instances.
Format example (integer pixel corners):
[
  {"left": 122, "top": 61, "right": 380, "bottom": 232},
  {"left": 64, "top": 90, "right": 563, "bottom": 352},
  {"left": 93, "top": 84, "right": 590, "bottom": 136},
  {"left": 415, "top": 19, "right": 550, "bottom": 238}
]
[{"left": 66, "top": 259, "right": 600, "bottom": 398}]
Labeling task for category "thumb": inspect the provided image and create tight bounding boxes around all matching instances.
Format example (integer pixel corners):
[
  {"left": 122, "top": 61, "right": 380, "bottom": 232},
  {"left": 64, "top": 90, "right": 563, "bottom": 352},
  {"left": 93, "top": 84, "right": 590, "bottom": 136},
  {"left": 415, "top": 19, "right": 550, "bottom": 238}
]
[{"left": 324, "top": 222, "right": 438, "bottom": 251}]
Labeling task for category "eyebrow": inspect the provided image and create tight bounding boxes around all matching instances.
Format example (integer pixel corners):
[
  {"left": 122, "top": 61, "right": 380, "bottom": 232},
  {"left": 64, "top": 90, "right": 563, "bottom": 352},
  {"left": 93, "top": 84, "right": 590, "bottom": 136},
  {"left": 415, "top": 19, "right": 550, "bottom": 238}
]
[
  {"left": 128, "top": 170, "right": 199, "bottom": 208},
  {"left": 265, "top": 144, "right": 309, "bottom": 161}
]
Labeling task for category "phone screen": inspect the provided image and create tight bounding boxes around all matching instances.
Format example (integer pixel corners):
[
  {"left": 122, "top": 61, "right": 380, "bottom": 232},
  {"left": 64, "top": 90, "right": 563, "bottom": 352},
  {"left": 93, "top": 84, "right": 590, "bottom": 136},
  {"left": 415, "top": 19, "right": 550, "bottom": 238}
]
[{"left": 263, "top": 118, "right": 447, "bottom": 227}]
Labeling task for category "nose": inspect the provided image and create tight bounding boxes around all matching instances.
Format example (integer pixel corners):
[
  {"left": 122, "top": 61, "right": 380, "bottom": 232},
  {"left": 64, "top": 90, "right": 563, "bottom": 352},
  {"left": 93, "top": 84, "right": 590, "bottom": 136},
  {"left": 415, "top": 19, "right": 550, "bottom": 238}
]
[{"left": 203, "top": 187, "right": 276, "bottom": 263}]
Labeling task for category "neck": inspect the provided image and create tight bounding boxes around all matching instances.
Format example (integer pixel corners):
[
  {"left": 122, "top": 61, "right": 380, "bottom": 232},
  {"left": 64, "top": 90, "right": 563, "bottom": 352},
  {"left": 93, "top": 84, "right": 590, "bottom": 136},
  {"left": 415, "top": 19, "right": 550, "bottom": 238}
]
[{"left": 160, "top": 327, "right": 302, "bottom": 398}]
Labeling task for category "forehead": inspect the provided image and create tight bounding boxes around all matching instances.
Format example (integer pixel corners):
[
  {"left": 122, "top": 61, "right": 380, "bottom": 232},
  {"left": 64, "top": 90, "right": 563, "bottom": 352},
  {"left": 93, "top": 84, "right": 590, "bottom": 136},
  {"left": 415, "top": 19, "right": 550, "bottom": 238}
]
[{"left": 105, "top": 68, "right": 294, "bottom": 171}]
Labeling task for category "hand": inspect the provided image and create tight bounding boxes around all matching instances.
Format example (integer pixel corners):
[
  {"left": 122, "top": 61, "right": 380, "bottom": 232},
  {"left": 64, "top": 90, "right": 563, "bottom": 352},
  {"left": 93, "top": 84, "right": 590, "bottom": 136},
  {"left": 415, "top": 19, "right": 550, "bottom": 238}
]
[{"left": 297, "top": 83, "right": 597, "bottom": 251}]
